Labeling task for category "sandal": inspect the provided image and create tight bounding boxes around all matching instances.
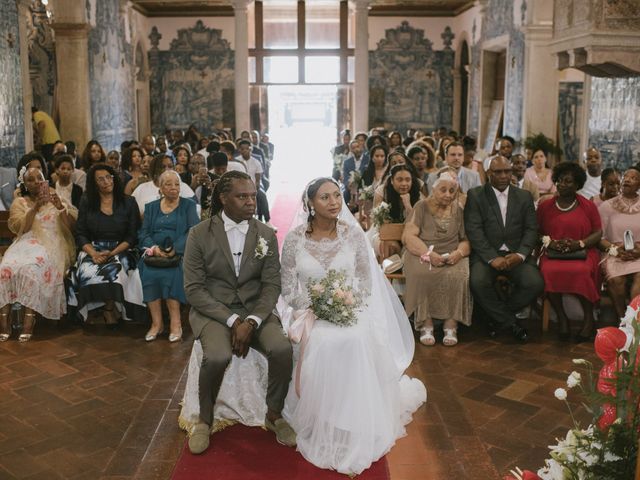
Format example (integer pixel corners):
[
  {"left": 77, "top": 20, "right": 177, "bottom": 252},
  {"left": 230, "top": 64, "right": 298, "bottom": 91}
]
[
  {"left": 443, "top": 328, "right": 458, "bottom": 347},
  {"left": 0, "top": 312, "right": 10, "bottom": 342},
  {"left": 419, "top": 327, "right": 436, "bottom": 346},
  {"left": 19, "top": 313, "right": 36, "bottom": 343}
]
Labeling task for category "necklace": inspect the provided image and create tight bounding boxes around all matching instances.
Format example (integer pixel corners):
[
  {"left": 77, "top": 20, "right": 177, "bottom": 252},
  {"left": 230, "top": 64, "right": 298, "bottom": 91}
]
[{"left": 555, "top": 198, "right": 577, "bottom": 212}]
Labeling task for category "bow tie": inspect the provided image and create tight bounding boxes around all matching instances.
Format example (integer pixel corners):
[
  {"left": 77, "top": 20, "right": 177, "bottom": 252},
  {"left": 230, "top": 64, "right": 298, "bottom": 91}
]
[{"left": 224, "top": 220, "right": 249, "bottom": 234}]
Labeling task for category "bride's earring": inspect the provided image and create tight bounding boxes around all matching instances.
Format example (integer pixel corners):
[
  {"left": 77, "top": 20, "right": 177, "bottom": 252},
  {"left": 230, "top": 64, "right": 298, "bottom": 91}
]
[{"left": 310, "top": 207, "right": 316, "bottom": 217}]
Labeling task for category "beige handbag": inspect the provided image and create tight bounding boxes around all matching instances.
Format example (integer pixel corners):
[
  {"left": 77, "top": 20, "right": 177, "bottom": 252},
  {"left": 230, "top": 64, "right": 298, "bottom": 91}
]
[{"left": 382, "top": 254, "right": 403, "bottom": 274}]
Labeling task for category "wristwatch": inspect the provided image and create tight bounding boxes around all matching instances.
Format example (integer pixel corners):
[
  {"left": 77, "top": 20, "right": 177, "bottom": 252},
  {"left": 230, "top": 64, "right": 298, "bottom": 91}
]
[{"left": 245, "top": 318, "right": 259, "bottom": 330}]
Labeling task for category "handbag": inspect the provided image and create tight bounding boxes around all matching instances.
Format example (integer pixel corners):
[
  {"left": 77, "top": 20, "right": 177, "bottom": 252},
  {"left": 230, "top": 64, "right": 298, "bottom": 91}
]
[
  {"left": 144, "top": 237, "right": 181, "bottom": 268},
  {"left": 382, "top": 254, "right": 403, "bottom": 274},
  {"left": 546, "top": 249, "right": 587, "bottom": 260},
  {"left": 624, "top": 230, "right": 635, "bottom": 251}
]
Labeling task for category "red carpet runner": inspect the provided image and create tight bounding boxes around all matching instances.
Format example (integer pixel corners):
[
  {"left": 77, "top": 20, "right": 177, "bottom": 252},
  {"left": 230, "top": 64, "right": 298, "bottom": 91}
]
[
  {"left": 170, "top": 425, "right": 390, "bottom": 480},
  {"left": 268, "top": 192, "right": 302, "bottom": 249}
]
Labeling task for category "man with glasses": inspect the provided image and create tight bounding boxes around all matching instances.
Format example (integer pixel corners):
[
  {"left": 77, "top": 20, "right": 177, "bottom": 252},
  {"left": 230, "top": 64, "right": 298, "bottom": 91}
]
[{"left": 464, "top": 156, "right": 543, "bottom": 343}]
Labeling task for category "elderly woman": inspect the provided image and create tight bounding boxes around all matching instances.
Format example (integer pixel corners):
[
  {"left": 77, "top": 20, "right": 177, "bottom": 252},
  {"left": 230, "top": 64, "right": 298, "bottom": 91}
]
[
  {"left": 591, "top": 167, "right": 620, "bottom": 206},
  {"left": 537, "top": 162, "right": 602, "bottom": 342},
  {"left": 131, "top": 154, "right": 196, "bottom": 215},
  {"left": 402, "top": 170, "right": 471, "bottom": 346},
  {"left": 0, "top": 168, "right": 76, "bottom": 341},
  {"left": 138, "top": 171, "right": 199, "bottom": 342},
  {"left": 69, "top": 165, "right": 144, "bottom": 325},
  {"left": 524, "top": 148, "right": 556, "bottom": 201},
  {"left": 598, "top": 167, "right": 640, "bottom": 319}
]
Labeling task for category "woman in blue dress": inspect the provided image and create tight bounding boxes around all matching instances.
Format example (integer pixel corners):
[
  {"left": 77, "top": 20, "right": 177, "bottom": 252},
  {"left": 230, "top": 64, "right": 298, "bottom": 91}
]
[{"left": 138, "top": 170, "right": 199, "bottom": 342}]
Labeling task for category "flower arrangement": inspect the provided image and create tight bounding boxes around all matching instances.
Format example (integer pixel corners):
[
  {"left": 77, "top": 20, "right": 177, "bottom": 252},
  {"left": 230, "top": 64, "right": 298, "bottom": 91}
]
[
  {"left": 371, "top": 201, "right": 392, "bottom": 227},
  {"left": 348, "top": 170, "right": 362, "bottom": 188},
  {"left": 254, "top": 235, "right": 270, "bottom": 259},
  {"left": 359, "top": 184, "right": 375, "bottom": 202},
  {"left": 306, "top": 269, "right": 363, "bottom": 327},
  {"left": 506, "top": 296, "right": 640, "bottom": 480}
]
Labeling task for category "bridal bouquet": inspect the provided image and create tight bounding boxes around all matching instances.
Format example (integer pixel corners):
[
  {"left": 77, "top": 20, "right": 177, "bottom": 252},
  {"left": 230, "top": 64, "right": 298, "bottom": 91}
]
[
  {"left": 307, "top": 269, "right": 363, "bottom": 327},
  {"left": 505, "top": 296, "right": 640, "bottom": 480},
  {"left": 359, "top": 184, "right": 375, "bottom": 202}
]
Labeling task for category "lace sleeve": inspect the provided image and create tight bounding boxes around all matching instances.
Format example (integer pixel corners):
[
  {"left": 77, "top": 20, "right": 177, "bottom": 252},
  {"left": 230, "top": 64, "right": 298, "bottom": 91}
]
[
  {"left": 280, "top": 227, "right": 309, "bottom": 310},
  {"left": 349, "top": 224, "right": 372, "bottom": 297}
]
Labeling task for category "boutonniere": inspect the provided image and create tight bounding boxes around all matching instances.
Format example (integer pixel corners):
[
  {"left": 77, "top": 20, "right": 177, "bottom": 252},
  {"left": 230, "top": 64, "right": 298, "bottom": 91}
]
[{"left": 254, "top": 235, "right": 269, "bottom": 259}]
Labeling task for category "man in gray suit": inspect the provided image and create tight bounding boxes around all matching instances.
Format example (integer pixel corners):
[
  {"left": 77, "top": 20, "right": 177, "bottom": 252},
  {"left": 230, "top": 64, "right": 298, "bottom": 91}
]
[
  {"left": 183, "top": 171, "right": 294, "bottom": 454},
  {"left": 427, "top": 141, "right": 481, "bottom": 194},
  {"left": 464, "top": 156, "right": 544, "bottom": 342}
]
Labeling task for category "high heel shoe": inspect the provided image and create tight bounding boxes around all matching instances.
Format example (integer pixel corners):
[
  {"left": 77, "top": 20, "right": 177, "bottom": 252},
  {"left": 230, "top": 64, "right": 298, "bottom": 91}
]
[
  {"left": 443, "top": 328, "right": 458, "bottom": 347},
  {"left": 145, "top": 327, "right": 164, "bottom": 342},
  {"left": 19, "top": 313, "right": 36, "bottom": 342},
  {"left": 168, "top": 328, "right": 183, "bottom": 343},
  {"left": 419, "top": 327, "right": 435, "bottom": 346},
  {"left": 0, "top": 312, "right": 11, "bottom": 342}
]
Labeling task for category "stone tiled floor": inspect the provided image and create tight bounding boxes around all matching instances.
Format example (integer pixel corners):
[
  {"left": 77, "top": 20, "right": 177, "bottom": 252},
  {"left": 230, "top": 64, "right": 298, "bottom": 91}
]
[{"left": 0, "top": 315, "right": 599, "bottom": 479}]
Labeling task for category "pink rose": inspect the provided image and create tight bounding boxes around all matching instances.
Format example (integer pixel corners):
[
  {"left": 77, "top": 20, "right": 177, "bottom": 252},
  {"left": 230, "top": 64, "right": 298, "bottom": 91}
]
[
  {"left": 334, "top": 289, "right": 345, "bottom": 299},
  {"left": 344, "top": 292, "right": 355, "bottom": 306}
]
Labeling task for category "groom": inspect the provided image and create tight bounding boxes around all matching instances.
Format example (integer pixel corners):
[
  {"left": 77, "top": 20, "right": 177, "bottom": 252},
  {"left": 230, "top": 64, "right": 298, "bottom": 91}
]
[{"left": 183, "top": 171, "right": 295, "bottom": 454}]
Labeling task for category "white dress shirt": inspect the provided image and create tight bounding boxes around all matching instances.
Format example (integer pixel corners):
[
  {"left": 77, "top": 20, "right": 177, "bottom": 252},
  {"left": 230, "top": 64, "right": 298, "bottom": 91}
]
[
  {"left": 221, "top": 211, "right": 263, "bottom": 328},
  {"left": 579, "top": 173, "right": 601, "bottom": 199},
  {"left": 491, "top": 185, "right": 526, "bottom": 262}
]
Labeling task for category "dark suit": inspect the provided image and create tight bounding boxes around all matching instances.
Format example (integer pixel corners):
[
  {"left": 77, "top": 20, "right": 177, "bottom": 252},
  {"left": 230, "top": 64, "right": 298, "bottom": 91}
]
[
  {"left": 183, "top": 215, "right": 292, "bottom": 424},
  {"left": 342, "top": 154, "right": 369, "bottom": 204},
  {"left": 464, "top": 184, "right": 544, "bottom": 329}
]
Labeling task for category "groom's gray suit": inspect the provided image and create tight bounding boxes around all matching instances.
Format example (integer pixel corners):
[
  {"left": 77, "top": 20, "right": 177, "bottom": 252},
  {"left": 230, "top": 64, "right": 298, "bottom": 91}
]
[{"left": 183, "top": 214, "right": 292, "bottom": 426}]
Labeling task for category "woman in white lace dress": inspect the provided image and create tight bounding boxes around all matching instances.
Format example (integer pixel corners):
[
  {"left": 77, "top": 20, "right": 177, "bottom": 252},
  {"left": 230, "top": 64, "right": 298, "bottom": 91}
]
[{"left": 280, "top": 177, "right": 426, "bottom": 475}]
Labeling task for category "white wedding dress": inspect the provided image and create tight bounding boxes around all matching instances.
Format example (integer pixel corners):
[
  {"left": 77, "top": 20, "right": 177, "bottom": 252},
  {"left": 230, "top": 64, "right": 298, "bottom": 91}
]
[{"left": 280, "top": 220, "right": 426, "bottom": 475}]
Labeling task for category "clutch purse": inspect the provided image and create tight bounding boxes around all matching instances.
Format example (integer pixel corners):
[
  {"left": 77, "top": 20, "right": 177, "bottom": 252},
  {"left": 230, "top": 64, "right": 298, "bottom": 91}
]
[
  {"left": 546, "top": 249, "right": 587, "bottom": 260},
  {"left": 382, "top": 254, "right": 403, "bottom": 274},
  {"left": 624, "top": 230, "right": 635, "bottom": 251},
  {"left": 144, "top": 237, "right": 181, "bottom": 268}
]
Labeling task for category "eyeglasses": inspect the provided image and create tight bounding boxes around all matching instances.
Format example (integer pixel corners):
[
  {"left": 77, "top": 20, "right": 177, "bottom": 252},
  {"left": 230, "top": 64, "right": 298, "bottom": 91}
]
[{"left": 96, "top": 175, "right": 114, "bottom": 184}]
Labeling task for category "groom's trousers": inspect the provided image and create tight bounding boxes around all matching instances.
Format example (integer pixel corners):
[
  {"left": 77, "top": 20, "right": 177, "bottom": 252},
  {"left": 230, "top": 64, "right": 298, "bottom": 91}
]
[{"left": 198, "top": 313, "right": 293, "bottom": 426}]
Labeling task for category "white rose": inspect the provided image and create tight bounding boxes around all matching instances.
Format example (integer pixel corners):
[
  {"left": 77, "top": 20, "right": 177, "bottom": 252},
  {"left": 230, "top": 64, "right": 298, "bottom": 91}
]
[
  {"left": 554, "top": 388, "right": 567, "bottom": 401},
  {"left": 566, "top": 371, "right": 581, "bottom": 389}
]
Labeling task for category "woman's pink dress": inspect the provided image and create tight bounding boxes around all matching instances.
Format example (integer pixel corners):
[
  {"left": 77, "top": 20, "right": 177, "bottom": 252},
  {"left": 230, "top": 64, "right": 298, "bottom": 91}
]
[
  {"left": 537, "top": 195, "right": 601, "bottom": 302},
  {"left": 597, "top": 195, "right": 640, "bottom": 279},
  {"left": 525, "top": 167, "right": 556, "bottom": 195}
]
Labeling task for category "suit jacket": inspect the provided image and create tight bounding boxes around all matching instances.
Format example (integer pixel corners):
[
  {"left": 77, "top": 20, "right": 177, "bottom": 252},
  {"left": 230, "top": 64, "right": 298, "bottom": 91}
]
[
  {"left": 183, "top": 214, "right": 281, "bottom": 338},
  {"left": 464, "top": 183, "right": 538, "bottom": 265},
  {"left": 342, "top": 154, "right": 369, "bottom": 203}
]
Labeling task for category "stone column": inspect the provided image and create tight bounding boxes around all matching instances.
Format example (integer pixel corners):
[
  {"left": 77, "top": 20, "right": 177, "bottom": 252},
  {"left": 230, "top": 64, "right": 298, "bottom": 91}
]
[
  {"left": 232, "top": 0, "right": 250, "bottom": 135},
  {"left": 17, "top": 0, "right": 34, "bottom": 152},
  {"left": 520, "top": 0, "right": 557, "bottom": 141},
  {"left": 50, "top": 0, "right": 92, "bottom": 148},
  {"left": 353, "top": 0, "right": 370, "bottom": 132}
]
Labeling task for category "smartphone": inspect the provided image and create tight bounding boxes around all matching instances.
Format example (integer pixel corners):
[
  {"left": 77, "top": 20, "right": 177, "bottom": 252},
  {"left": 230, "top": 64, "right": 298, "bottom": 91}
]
[{"left": 39, "top": 181, "right": 50, "bottom": 201}]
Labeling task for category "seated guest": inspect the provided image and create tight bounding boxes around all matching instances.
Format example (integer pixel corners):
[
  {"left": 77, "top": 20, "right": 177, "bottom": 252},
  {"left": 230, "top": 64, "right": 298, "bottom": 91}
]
[
  {"left": 578, "top": 147, "right": 603, "bottom": 199},
  {"left": 510, "top": 153, "right": 539, "bottom": 203},
  {"left": 388, "top": 130, "right": 403, "bottom": 150},
  {"left": 361, "top": 145, "right": 388, "bottom": 190},
  {"left": 235, "top": 140, "right": 274, "bottom": 229},
  {"left": 54, "top": 143, "right": 86, "bottom": 190},
  {"left": 342, "top": 139, "right": 368, "bottom": 207},
  {"left": 208, "top": 152, "right": 229, "bottom": 177},
  {"left": 403, "top": 170, "right": 471, "bottom": 346},
  {"left": 139, "top": 171, "right": 199, "bottom": 342},
  {"left": 370, "top": 163, "right": 424, "bottom": 259},
  {"left": 80, "top": 140, "right": 107, "bottom": 172},
  {"left": 124, "top": 152, "right": 152, "bottom": 195},
  {"left": 53, "top": 154, "right": 83, "bottom": 209},
  {"left": 14, "top": 152, "right": 50, "bottom": 199},
  {"left": 182, "top": 153, "right": 215, "bottom": 217},
  {"left": 407, "top": 145, "right": 431, "bottom": 184},
  {"left": 0, "top": 168, "right": 76, "bottom": 341},
  {"left": 219, "top": 140, "right": 247, "bottom": 173},
  {"left": 590, "top": 167, "right": 620, "bottom": 206},
  {"left": 524, "top": 148, "right": 556, "bottom": 201},
  {"left": 131, "top": 154, "right": 196, "bottom": 215},
  {"left": 174, "top": 145, "right": 191, "bottom": 175},
  {"left": 598, "top": 167, "right": 640, "bottom": 319},
  {"left": 106, "top": 150, "right": 121, "bottom": 173},
  {"left": 121, "top": 147, "right": 145, "bottom": 187},
  {"left": 537, "top": 162, "right": 602, "bottom": 341},
  {"left": 427, "top": 142, "right": 481, "bottom": 194},
  {"left": 464, "top": 156, "right": 543, "bottom": 343},
  {"left": 69, "top": 165, "right": 143, "bottom": 325}
]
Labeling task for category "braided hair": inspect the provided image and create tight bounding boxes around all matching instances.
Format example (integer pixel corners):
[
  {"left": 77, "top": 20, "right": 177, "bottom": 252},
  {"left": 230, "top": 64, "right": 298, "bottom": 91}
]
[{"left": 209, "top": 170, "right": 253, "bottom": 218}]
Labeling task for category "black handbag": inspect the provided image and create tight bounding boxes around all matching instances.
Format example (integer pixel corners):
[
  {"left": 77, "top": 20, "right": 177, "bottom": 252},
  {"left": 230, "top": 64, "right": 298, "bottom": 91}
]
[
  {"left": 144, "top": 237, "right": 181, "bottom": 268},
  {"left": 546, "top": 249, "right": 587, "bottom": 260}
]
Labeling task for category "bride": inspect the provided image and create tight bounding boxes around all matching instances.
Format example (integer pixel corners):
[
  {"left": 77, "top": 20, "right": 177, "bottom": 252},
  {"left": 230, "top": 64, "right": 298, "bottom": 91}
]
[{"left": 280, "top": 177, "right": 426, "bottom": 475}]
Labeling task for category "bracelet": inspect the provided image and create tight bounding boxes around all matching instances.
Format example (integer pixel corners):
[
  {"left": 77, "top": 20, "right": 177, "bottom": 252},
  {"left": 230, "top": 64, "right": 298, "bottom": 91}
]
[{"left": 607, "top": 245, "right": 619, "bottom": 257}]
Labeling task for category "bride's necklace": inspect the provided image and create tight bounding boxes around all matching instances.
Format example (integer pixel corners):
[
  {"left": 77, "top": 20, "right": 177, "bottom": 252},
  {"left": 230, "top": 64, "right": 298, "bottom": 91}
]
[{"left": 555, "top": 198, "right": 577, "bottom": 212}]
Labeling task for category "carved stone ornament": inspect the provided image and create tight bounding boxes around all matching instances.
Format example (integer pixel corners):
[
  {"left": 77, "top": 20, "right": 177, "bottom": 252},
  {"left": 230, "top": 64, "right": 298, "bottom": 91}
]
[
  {"left": 375, "top": 21, "right": 434, "bottom": 70},
  {"left": 168, "top": 20, "right": 231, "bottom": 70}
]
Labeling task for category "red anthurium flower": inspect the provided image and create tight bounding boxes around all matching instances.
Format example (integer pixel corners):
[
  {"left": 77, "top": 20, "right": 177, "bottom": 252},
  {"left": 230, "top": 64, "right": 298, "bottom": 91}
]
[
  {"left": 522, "top": 471, "right": 542, "bottom": 480},
  {"left": 597, "top": 360, "right": 621, "bottom": 396},
  {"left": 597, "top": 403, "right": 617, "bottom": 430},
  {"left": 629, "top": 294, "right": 640, "bottom": 312},
  {"left": 594, "top": 327, "right": 627, "bottom": 363}
]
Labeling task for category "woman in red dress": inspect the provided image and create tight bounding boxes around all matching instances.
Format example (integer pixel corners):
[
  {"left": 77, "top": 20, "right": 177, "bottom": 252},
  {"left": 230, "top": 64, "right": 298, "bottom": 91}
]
[{"left": 537, "top": 162, "right": 602, "bottom": 342}]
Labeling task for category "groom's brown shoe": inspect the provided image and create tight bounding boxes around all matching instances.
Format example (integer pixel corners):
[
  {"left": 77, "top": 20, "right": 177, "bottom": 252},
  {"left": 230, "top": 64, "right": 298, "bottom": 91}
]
[
  {"left": 265, "top": 417, "right": 297, "bottom": 447},
  {"left": 188, "top": 423, "right": 210, "bottom": 454}
]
